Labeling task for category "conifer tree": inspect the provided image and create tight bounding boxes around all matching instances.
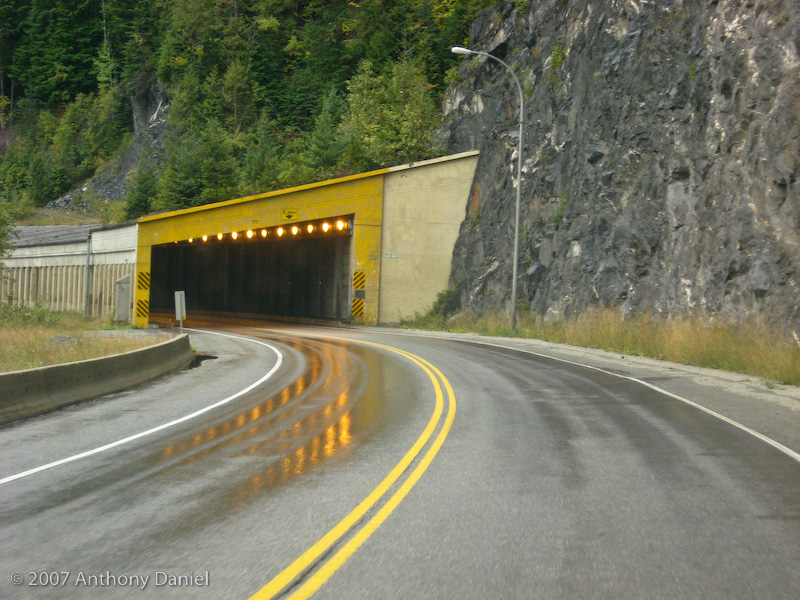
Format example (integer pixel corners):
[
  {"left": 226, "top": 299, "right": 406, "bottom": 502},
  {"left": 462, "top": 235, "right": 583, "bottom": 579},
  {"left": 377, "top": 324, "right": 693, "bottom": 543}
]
[{"left": 13, "top": 0, "right": 104, "bottom": 104}]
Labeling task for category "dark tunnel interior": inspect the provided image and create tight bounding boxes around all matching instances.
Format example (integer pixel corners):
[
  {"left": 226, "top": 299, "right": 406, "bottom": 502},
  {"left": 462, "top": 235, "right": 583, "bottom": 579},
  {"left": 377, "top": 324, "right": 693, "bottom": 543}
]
[{"left": 150, "top": 228, "right": 352, "bottom": 321}]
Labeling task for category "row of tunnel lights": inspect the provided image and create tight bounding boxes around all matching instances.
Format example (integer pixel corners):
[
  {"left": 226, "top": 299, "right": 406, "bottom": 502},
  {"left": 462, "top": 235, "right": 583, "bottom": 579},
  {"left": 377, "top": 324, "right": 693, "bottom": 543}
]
[{"left": 184, "top": 219, "right": 350, "bottom": 244}]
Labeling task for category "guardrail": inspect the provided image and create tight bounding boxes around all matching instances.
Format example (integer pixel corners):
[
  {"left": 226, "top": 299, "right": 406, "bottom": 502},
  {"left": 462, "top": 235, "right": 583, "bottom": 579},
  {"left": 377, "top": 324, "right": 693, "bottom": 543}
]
[{"left": 0, "top": 334, "right": 195, "bottom": 426}]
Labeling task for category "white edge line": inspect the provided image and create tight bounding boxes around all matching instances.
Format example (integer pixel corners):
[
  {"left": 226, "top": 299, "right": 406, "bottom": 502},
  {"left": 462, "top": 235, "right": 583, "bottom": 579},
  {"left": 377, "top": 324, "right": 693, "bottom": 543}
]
[
  {"left": 375, "top": 331, "right": 800, "bottom": 465},
  {"left": 0, "top": 328, "right": 283, "bottom": 486},
  {"left": 470, "top": 338, "right": 800, "bottom": 464}
]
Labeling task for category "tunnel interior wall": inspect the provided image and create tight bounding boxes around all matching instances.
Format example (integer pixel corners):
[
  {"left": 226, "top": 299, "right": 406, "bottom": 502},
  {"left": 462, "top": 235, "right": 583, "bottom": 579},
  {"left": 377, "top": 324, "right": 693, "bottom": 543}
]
[{"left": 150, "top": 234, "right": 352, "bottom": 321}]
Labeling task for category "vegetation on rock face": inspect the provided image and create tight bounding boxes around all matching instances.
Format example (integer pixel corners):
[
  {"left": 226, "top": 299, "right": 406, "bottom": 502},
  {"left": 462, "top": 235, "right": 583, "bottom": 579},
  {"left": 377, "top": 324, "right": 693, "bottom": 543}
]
[{"left": 0, "top": 0, "right": 496, "bottom": 221}]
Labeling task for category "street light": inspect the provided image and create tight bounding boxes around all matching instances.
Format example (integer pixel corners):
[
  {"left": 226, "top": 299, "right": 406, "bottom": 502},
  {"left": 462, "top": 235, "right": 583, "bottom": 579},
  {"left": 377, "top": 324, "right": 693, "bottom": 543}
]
[{"left": 452, "top": 46, "right": 524, "bottom": 331}]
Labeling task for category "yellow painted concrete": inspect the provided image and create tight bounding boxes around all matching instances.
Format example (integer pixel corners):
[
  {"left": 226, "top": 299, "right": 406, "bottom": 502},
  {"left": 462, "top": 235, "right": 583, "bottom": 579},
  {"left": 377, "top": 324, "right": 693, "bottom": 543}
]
[
  {"left": 135, "top": 169, "right": 389, "bottom": 327},
  {"left": 134, "top": 245, "right": 152, "bottom": 326}
]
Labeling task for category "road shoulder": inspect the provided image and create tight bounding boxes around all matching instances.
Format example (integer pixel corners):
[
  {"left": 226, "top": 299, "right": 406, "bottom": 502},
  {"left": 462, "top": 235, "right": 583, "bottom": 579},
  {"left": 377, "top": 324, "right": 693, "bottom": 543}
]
[{"left": 367, "top": 326, "right": 800, "bottom": 458}]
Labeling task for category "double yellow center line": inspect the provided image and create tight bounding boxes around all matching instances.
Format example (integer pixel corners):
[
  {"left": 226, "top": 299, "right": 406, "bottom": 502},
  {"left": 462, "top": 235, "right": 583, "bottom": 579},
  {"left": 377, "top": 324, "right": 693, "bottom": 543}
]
[{"left": 248, "top": 337, "right": 456, "bottom": 600}]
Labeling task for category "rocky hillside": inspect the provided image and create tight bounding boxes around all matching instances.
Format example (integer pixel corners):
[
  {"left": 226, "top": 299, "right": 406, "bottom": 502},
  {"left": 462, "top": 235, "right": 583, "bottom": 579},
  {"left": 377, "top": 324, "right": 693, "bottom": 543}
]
[{"left": 439, "top": 0, "right": 800, "bottom": 331}]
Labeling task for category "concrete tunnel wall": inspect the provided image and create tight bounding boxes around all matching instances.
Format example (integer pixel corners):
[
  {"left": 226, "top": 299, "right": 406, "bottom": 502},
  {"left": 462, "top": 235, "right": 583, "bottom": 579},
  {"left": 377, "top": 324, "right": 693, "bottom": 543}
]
[
  {"left": 379, "top": 153, "right": 480, "bottom": 324},
  {"left": 135, "top": 151, "right": 479, "bottom": 326}
]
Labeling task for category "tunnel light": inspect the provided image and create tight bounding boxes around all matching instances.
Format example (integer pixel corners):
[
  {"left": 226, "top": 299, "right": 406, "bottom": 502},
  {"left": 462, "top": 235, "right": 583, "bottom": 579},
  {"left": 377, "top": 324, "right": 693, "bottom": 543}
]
[
  {"left": 261, "top": 229, "right": 267, "bottom": 237},
  {"left": 217, "top": 233, "right": 224, "bottom": 240},
  {"left": 277, "top": 227, "right": 284, "bottom": 237},
  {"left": 188, "top": 238, "right": 194, "bottom": 243},
  {"left": 322, "top": 222, "right": 330, "bottom": 232},
  {"left": 247, "top": 230, "right": 254, "bottom": 239},
  {"left": 307, "top": 224, "right": 314, "bottom": 233},
  {"left": 336, "top": 220, "right": 346, "bottom": 231},
  {"left": 291, "top": 226, "right": 299, "bottom": 235},
  {"left": 202, "top": 235, "right": 208, "bottom": 242},
  {"left": 231, "top": 231, "right": 239, "bottom": 240}
]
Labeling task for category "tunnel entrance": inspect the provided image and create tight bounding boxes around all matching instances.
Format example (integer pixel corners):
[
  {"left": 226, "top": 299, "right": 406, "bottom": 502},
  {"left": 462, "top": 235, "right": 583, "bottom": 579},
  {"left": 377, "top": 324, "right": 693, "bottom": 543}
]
[{"left": 149, "top": 218, "right": 353, "bottom": 321}]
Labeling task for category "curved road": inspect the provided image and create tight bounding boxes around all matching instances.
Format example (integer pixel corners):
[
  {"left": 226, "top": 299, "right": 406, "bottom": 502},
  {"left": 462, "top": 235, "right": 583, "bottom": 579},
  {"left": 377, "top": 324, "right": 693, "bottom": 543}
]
[{"left": 1, "top": 318, "right": 798, "bottom": 599}]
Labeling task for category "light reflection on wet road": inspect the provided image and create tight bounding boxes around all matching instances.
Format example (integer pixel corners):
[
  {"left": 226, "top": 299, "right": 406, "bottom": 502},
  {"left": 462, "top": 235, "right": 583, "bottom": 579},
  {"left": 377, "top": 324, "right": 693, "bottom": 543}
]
[
  {"left": 1, "top": 318, "right": 799, "bottom": 599},
  {"left": 0, "top": 319, "right": 432, "bottom": 600},
  {"left": 154, "top": 335, "right": 369, "bottom": 497}
]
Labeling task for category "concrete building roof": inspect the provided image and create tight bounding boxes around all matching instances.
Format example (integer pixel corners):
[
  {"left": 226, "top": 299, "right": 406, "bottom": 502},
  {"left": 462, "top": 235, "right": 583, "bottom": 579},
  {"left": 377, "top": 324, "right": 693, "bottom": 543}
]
[
  {"left": 10, "top": 223, "right": 137, "bottom": 248},
  {"left": 11, "top": 225, "right": 97, "bottom": 248}
]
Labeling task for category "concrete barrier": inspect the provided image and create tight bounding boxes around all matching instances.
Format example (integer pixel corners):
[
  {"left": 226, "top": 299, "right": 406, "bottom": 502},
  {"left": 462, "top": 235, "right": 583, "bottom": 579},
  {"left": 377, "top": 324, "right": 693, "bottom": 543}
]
[{"left": 0, "top": 334, "right": 195, "bottom": 426}]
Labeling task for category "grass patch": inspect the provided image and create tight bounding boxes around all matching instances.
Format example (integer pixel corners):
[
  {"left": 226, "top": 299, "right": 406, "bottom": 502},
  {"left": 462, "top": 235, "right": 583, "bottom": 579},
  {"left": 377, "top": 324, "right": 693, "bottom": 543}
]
[
  {"left": 13, "top": 207, "right": 102, "bottom": 226},
  {"left": 0, "top": 304, "right": 161, "bottom": 373},
  {"left": 403, "top": 307, "right": 800, "bottom": 386}
]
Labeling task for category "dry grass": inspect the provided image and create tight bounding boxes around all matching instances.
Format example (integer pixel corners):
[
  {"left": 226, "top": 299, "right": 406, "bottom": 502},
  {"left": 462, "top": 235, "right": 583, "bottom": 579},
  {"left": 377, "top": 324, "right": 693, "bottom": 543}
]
[
  {"left": 404, "top": 307, "right": 800, "bottom": 387},
  {"left": 0, "top": 305, "right": 162, "bottom": 373},
  {"left": 13, "top": 208, "right": 102, "bottom": 226}
]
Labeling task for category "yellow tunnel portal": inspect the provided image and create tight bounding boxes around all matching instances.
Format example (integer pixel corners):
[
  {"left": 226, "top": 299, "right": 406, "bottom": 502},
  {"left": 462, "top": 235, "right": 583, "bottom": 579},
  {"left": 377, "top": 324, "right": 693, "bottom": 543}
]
[
  {"left": 133, "top": 151, "right": 480, "bottom": 327},
  {"left": 135, "top": 170, "right": 387, "bottom": 327}
]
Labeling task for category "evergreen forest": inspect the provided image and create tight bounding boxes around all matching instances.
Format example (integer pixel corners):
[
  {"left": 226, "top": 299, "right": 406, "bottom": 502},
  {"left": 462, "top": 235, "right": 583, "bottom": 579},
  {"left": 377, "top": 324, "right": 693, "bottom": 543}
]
[{"left": 0, "top": 0, "right": 495, "bottom": 228}]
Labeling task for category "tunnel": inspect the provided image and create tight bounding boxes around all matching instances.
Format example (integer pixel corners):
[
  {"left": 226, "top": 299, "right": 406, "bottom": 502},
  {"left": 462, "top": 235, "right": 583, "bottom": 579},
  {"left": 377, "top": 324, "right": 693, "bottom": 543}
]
[{"left": 149, "top": 218, "right": 353, "bottom": 321}]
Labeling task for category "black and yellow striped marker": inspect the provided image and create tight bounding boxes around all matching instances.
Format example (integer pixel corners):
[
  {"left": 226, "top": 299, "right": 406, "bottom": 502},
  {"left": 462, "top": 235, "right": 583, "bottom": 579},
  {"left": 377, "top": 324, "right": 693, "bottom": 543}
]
[{"left": 352, "top": 271, "right": 366, "bottom": 317}]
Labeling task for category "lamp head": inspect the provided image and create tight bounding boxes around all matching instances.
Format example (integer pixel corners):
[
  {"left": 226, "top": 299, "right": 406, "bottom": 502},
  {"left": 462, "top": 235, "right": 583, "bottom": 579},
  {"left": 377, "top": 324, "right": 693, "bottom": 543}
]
[{"left": 451, "top": 46, "right": 474, "bottom": 55}]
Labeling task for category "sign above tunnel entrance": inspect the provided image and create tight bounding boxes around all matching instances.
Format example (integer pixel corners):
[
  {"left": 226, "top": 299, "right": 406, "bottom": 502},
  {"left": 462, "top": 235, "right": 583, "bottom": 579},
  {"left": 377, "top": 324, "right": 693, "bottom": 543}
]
[{"left": 280, "top": 208, "right": 298, "bottom": 221}]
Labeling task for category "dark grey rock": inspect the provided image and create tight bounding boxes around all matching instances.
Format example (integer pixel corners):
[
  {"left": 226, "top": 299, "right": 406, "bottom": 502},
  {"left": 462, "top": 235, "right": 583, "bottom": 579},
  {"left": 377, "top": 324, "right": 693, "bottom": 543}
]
[
  {"left": 45, "top": 334, "right": 83, "bottom": 346},
  {"left": 440, "top": 0, "right": 800, "bottom": 332}
]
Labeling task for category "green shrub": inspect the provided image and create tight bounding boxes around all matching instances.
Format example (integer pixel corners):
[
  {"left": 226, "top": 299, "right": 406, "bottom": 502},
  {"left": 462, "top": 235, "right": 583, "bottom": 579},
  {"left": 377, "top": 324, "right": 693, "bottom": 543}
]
[{"left": 0, "top": 302, "right": 59, "bottom": 326}]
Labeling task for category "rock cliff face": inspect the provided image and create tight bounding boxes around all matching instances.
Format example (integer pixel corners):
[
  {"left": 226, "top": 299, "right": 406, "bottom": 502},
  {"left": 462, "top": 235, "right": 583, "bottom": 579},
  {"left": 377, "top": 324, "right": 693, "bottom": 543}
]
[
  {"left": 47, "top": 79, "right": 169, "bottom": 210},
  {"left": 439, "top": 0, "right": 800, "bottom": 331}
]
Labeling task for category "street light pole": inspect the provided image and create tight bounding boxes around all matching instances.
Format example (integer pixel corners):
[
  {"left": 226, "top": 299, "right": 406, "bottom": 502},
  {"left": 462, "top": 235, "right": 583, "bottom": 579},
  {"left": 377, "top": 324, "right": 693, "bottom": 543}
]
[{"left": 452, "top": 46, "right": 524, "bottom": 331}]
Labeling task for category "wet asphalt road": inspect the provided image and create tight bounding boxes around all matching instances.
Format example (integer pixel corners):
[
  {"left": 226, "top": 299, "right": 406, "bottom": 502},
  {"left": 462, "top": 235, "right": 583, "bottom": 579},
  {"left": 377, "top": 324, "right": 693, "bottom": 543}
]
[{"left": 1, "top": 319, "right": 799, "bottom": 599}]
